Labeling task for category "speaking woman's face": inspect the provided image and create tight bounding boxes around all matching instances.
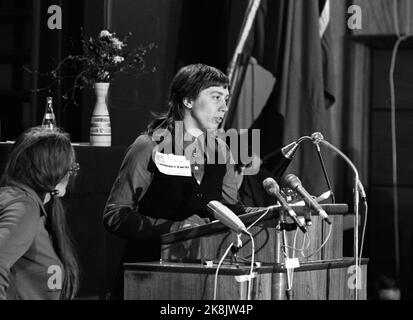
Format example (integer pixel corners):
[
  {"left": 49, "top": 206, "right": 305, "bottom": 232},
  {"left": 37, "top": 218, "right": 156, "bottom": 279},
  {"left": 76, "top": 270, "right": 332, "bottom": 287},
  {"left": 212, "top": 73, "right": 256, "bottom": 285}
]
[{"left": 187, "top": 86, "right": 229, "bottom": 131}]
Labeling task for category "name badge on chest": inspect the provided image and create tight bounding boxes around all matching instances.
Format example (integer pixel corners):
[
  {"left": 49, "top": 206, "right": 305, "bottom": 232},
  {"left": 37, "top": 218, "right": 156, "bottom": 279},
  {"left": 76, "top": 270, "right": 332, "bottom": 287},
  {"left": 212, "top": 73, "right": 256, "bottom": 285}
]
[{"left": 154, "top": 151, "right": 192, "bottom": 177}]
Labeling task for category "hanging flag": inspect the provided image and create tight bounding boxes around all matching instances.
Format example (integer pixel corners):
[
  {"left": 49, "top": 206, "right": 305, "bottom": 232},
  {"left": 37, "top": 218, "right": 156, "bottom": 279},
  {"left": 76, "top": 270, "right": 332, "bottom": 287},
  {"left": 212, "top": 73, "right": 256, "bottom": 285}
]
[
  {"left": 234, "top": 0, "right": 337, "bottom": 202},
  {"left": 319, "top": 0, "right": 336, "bottom": 108}
]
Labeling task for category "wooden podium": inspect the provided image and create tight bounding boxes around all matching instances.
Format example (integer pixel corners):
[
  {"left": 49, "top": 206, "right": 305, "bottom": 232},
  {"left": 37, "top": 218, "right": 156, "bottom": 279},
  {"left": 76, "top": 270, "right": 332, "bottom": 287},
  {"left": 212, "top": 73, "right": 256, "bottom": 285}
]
[{"left": 124, "top": 204, "right": 368, "bottom": 300}]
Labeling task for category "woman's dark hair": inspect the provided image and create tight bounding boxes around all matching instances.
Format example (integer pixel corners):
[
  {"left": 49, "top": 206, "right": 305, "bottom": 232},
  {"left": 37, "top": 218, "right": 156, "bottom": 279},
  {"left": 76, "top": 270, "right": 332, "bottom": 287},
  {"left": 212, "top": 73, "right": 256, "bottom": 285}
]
[
  {"left": 147, "top": 63, "right": 229, "bottom": 134},
  {"left": 0, "top": 126, "right": 79, "bottom": 299}
]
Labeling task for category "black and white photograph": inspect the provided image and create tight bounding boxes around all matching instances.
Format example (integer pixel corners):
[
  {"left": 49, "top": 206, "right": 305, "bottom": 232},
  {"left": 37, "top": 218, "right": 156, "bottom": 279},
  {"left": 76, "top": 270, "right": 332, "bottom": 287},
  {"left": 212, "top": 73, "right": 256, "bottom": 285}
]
[{"left": 0, "top": 0, "right": 411, "bottom": 306}]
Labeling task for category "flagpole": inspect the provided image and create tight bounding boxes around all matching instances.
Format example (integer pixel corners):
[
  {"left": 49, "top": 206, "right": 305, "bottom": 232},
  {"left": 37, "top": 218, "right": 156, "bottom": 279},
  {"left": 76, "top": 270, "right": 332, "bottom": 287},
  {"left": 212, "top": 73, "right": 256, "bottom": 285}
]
[{"left": 222, "top": 0, "right": 262, "bottom": 129}]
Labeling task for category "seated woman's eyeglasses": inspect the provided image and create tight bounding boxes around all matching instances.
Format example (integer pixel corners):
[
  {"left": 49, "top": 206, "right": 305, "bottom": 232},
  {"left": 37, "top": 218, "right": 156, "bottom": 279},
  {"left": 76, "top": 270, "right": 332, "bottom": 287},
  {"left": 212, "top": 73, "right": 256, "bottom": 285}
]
[{"left": 68, "top": 162, "right": 80, "bottom": 177}]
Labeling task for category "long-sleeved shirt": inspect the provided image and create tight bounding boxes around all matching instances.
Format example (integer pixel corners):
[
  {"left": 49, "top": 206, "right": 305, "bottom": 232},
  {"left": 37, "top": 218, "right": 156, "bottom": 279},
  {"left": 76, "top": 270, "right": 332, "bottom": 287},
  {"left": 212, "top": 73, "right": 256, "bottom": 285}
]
[
  {"left": 104, "top": 131, "right": 255, "bottom": 241},
  {"left": 0, "top": 183, "right": 63, "bottom": 300}
]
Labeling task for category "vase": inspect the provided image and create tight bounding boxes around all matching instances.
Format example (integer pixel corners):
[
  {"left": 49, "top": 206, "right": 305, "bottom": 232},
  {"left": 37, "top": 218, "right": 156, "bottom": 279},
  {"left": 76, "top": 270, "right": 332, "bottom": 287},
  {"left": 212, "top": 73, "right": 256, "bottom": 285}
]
[{"left": 90, "top": 82, "right": 111, "bottom": 146}]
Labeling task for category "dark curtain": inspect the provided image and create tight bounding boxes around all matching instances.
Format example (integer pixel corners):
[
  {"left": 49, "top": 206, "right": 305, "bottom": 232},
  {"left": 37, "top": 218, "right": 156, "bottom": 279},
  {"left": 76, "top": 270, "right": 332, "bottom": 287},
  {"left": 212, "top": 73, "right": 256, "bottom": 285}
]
[
  {"left": 260, "top": 0, "right": 336, "bottom": 195},
  {"left": 35, "top": 0, "right": 84, "bottom": 141},
  {"left": 233, "top": 0, "right": 340, "bottom": 199},
  {"left": 175, "top": 0, "right": 231, "bottom": 72}
]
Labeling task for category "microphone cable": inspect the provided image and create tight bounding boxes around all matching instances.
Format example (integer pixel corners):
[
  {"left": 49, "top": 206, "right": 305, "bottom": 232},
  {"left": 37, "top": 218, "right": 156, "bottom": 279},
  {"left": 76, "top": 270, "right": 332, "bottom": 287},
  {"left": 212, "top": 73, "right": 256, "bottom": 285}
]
[
  {"left": 280, "top": 224, "right": 294, "bottom": 297},
  {"left": 214, "top": 242, "right": 233, "bottom": 300},
  {"left": 389, "top": 0, "right": 409, "bottom": 282},
  {"left": 301, "top": 221, "right": 333, "bottom": 259},
  {"left": 247, "top": 232, "right": 255, "bottom": 300},
  {"left": 213, "top": 231, "right": 255, "bottom": 300},
  {"left": 358, "top": 198, "right": 368, "bottom": 267},
  {"left": 279, "top": 215, "right": 331, "bottom": 260},
  {"left": 282, "top": 226, "right": 312, "bottom": 255},
  {"left": 246, "top": 207, "right": 271, "bottom": 230}
]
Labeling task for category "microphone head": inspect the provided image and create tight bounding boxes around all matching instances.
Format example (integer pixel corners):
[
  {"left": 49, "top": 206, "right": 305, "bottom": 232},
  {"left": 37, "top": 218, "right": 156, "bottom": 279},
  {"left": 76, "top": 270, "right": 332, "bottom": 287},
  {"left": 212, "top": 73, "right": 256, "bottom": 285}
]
[
  {"left": 282, "top": 174, "right": 302, "bottom": 189},
  {"left": 311, "top": 132, "right": 324, "bottom": 144},
  {"left": 207, "top": 201, "right": 248, "bottom": 234},
  {"left": 281, "top": 142, "right": 300, "bottom": 159},
  {"left": 262, "top": 177, "right": 280, "bottom": 195}
]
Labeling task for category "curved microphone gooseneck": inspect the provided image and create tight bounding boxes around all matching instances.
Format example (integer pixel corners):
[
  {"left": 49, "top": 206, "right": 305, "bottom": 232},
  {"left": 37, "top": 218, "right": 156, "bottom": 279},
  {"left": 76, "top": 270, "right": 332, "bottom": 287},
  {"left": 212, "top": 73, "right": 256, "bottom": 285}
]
[{"left": 307, "top": 132, "right": 363, "bottom": 301}]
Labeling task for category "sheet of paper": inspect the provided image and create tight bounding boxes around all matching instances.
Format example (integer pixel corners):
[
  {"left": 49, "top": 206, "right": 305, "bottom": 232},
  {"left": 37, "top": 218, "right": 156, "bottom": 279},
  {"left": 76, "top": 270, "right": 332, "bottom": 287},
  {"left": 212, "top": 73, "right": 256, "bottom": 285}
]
[{"left": 154, "top": 151, "right": 192, "bottom": 177}]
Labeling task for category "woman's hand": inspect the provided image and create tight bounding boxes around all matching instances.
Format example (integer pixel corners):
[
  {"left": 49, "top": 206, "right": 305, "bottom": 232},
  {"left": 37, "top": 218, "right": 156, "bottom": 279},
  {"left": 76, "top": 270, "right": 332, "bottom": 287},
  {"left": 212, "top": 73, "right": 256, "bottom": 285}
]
[{"left": 170, "top": 214, "right": 209, "bottom": 232}]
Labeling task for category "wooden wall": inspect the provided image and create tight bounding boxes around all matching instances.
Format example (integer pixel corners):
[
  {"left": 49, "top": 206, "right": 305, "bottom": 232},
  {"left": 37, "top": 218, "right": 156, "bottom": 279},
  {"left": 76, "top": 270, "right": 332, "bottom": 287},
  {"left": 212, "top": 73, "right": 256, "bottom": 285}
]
[
  {"left": 369, "top": 48, "right": 413, "bottom": 299},
  {"left": 353, "top": 0, "right": 413, "bottom": 36},
  {"left": 349, "top": 0, "right": 413, "bottom": 299}
]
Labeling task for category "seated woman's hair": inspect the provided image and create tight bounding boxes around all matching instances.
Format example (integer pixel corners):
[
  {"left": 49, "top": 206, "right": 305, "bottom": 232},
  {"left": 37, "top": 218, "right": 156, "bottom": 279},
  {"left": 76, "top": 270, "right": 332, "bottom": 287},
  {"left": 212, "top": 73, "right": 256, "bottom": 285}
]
[
  {"left": 2, "top": 126, "right": 75, "bottom": 193},
  {"left": 1, "top": 126, "right": 79, "bottom": 299}
]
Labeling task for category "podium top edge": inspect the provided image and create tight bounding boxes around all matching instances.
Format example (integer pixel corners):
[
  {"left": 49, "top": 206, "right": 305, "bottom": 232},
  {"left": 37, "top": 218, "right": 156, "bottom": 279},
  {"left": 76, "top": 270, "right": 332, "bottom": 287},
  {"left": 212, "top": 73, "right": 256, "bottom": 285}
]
[{"left": 161, "top": 204, "right": 349, "bottom": 245}]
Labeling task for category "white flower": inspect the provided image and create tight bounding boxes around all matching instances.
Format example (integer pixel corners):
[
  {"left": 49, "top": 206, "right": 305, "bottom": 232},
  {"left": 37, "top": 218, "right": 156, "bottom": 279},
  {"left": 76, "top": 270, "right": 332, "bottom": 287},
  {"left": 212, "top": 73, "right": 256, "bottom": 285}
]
[
  {"left": 113, "top": 56, "right": 124, "bottom": 64},
  {"left": 111, "top": 38, "right": 125, "bottom": 50},
  {"left": 99, "top": 30, "right": 112, "bottom": 38}
]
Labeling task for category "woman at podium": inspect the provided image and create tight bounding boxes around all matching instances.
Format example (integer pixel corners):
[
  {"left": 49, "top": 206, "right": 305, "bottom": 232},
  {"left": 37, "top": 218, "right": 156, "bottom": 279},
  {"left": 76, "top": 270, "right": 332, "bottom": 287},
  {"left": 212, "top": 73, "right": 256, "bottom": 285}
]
[{"left": 103, "top": 64, "right": 257, "bottom": 298}]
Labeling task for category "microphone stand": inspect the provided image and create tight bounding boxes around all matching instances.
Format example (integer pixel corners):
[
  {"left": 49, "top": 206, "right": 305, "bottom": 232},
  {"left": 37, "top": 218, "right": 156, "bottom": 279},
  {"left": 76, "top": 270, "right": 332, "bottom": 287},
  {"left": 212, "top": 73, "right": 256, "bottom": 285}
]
[
  {"left": 313, "top": 139, "right": 335, "bottom": 261},
  {"left": 298, "top": 133, "right": 336, "bottom": 204},
  {"left": 317, "top": 138, "right": 361, "bottom": 301},
  {"left": 314, "top": 143, "right": 336, "bottom": 204},
  {"left": 291, "top": 133, "right": 362, "bottom": 299},
  {"left": 279, "top": 210, "right": 293, "bottom": 300},
  {"left": 278, "top": 133, "right": 363, "bottom": 300},
  {"left": 229, "top": 233, "right": 251, "bottom": 267}
]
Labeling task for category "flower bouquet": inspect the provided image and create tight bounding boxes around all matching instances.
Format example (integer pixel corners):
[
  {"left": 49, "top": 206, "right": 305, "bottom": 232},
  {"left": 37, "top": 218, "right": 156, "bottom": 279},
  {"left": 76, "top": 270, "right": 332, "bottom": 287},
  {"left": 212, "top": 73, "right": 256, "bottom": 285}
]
[
  {"left": 75, "top": 29, "right": 155, "bottom": 85},
  {"left": 28, "top": 29, "right": 156, "bottom": 106}
]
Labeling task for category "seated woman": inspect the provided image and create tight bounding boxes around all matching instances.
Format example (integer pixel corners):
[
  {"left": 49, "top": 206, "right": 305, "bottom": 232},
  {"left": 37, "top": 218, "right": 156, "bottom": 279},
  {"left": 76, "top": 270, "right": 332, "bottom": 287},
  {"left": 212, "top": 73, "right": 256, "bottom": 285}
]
[{"left": 0, "top": 126, "right": 80, "bottom": 300}]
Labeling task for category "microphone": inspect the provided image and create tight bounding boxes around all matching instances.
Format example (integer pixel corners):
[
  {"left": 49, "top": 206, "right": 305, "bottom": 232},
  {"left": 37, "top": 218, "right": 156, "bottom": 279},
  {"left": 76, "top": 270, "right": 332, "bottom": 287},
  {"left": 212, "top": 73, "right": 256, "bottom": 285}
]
[
  {"left": 262, "top": 178, "right": 307, "bottom": 233},
  {"left": 207, "top": 201, "right": 249, "bottom": 235},
  {"left": 282, "top": 174, "right": 332, "bottom": 225},
  {"left": 261, "top": 141, "right": 300, "bottom": 178}
]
